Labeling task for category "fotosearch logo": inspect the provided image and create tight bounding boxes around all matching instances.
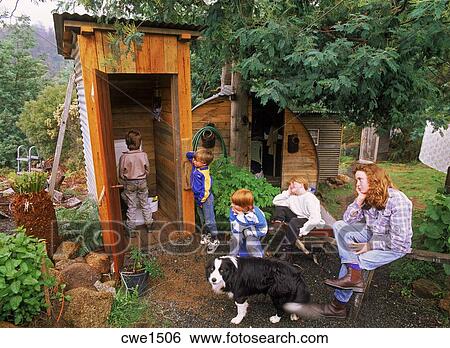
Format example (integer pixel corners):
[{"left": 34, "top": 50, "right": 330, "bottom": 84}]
[{"left": 40, "top": 219, "right": 381, "bottom": 257}]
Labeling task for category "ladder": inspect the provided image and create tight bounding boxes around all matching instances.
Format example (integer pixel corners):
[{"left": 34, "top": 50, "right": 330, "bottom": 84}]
[{"left": 16, "top": 145, "right": 41, "bottom": 173}]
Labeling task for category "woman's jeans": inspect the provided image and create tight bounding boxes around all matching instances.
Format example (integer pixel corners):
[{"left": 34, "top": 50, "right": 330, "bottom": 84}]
[{"left": 333, "top": 220, "right": 406, "bottom": 303}]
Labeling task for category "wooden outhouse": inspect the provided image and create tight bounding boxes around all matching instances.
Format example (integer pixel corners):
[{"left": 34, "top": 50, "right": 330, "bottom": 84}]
[
  {"left": 192, "top": 90, "right": 342, "bottom": 189},
  {"left": 53, "top": 13, "right": 201, "bottom": 271}
]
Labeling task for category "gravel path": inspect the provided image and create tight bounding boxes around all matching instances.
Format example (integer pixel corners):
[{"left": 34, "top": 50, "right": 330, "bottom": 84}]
[{"left": 143, "top": 247, "right": 448, "bottom": 328}]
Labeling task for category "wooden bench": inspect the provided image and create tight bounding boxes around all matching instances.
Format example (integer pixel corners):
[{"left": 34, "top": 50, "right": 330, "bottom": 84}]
[
  {"left": 351, "top": 249, "right": 450, "bottom": 319},
  {"left": 291, "top": 207, "right": 450, "bottom": 320}
]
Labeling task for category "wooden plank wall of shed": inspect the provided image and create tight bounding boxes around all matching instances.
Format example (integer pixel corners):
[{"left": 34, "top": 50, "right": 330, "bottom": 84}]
[
  {"left": 192, "top": 96, "right": 252, "bottom": 166},
  {"left": 281, "top": 110, "right": 319, "bottom": 189},
  {"left": 192, "top": 97, "right": 231, "bottom": 157},
  {"left": 300, "top": 116, "right": 342, "bottom": 181},
  {"left": 153, "top": 84, "right": 177, "bottom": 220}
]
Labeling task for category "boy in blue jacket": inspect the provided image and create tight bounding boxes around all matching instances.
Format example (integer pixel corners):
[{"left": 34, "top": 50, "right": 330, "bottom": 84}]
[
  {"left": 186, "top": 149, "right": 219, "bottom": 254},
  {"left": 229, "top": 189, "right": 268, "bottom": 258}
]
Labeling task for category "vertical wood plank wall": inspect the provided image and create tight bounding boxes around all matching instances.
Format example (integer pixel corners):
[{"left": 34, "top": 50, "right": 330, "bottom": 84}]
[
  {"left": 282, "top": 110, "right": 319, "bottom": 189},
  {"left": 154, "top": 85, "right": 177, "bottom": 220},
  {"left": 192, "top": 97, "right": 231, "bottom": 157},
  {"left": 77, "top": 28, "right": 194, "bottom": 228}
]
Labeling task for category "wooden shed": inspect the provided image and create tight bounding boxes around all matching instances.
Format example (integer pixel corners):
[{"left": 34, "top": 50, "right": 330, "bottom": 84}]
[
  {"left": 53, "top": 13, "right": 201, "bottom": 272},
  {"left": 192, "top": 90, "right": 342, "bottom": 189}
]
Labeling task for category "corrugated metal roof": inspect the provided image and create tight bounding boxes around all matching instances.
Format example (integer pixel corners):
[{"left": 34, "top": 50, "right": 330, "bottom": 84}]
[
  {"left": 53, "top": 12, "right": 205, "bottom": 55},
  {"left": 192, "top": 85, "right": 235, "bottom": 110}
]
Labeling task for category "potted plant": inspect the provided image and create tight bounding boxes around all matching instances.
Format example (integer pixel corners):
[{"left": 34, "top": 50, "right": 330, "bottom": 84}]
[
  {"left": 9, "top": 172, "right": 61, "bottom": 257},
  {"left": 120, "top": 247, "right": 163, "bottom": 296}
]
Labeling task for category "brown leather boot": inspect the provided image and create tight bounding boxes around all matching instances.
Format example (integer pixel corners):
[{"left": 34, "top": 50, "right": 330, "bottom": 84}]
[
  {"left": 310, "top": 298, "right": 348, "bottom": 319},
  {"left": 324, "top": 266, "right": 365, "bottom": 293}
]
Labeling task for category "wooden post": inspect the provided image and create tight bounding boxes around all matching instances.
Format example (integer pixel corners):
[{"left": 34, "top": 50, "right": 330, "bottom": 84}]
[
  {"left": 48, "top": 73, "right": 76, "bottom": 199},
  {"left": 230, "top": 69, "right": 250, "bottom": 168},
  {"left": 220, "top": 62, "right": 232, "bottom": 90},
  {"left": 359, "top": 126, "right": 379, "bottom": 162}
]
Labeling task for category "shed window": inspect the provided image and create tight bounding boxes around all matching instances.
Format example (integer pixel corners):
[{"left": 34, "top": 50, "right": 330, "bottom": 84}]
[{"left": 309, "top": 129, "right": 320, "bottom": 146}]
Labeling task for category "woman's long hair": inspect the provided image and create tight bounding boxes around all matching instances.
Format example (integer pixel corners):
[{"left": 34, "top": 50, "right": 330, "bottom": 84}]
[{"left": 353, "top": 163, "right": 394, "bottom": 210}]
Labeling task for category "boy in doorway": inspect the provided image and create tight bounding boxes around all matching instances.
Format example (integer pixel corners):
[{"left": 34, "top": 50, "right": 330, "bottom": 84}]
[
  {"left": 119, "top": 130, "right": 153, "bottom": 233},
  {"left": 186, "top": 149, "right": 219, "bottom": 254}
]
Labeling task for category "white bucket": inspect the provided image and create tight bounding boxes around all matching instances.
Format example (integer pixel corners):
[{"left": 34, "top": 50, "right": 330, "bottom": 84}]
[
  {"left": 132, "top": 196, "right": 158, "bottom": 225},
  {"left": 149, "top": 199, "right": 158, "bottom": 213}
]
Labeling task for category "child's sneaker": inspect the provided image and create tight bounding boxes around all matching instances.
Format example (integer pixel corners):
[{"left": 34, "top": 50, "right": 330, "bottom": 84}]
[
  {"left": 200, "top": 234, "right": 211, "bottom": 245},
  {"left": 206, "top": 238, "right": 220, "bottom": 254}
]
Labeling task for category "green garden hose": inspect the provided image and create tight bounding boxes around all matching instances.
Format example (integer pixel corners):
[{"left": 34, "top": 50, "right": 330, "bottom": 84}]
[{"left": 192, "top": 125, "right": 228, "bottom": 158}]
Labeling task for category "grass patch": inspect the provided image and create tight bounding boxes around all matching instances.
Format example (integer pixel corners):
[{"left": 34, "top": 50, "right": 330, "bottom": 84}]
[
  {"left": 320, "top": 160, "right": 445, "bottom": 231},
  {"left": 108, "top": 288, "right": 148, "bottom": 328},
  {"left": 318, "top": 182, "right": 354, "bottom": 219}
]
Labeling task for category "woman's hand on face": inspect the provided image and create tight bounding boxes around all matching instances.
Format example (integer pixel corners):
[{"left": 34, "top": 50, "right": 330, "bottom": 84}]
[{"left": 355, "top": 187, "right": 367, "bottom": 207}]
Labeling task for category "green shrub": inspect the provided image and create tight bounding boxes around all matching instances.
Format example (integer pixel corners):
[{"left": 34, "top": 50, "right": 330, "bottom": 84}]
[
  {"left": 128, "top": 247, "right": 164, "bottom": 279},
  {"left": 416, "top": 190, "right": 450, "bottom": 275},
  {"left": 389, "top": 258, "right": 437, "bottom": 289},
  {"left": 9, "top": 172, "right": 47, "bottom": 194},
  {"left": 108, "top": 288, "right": 147, "bottom": 328},
  {"left": 210, "top": 156, "right": 280, "bottom": 221},
  {"left": 56, "top": 199, "right": 103, "bottom": 256},
  {"left": 0, "top": 228, "right": 55, "bottom": 325}
]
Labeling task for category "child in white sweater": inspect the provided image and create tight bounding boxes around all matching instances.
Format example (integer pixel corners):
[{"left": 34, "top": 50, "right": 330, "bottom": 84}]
[{"left": 272, "top": 176, "right": 324, "bottom": 259}]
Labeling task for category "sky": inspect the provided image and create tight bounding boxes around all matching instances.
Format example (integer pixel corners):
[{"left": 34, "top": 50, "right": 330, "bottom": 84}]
[{"left": 1, "top": 0, "right": 85, "bottom": 28}]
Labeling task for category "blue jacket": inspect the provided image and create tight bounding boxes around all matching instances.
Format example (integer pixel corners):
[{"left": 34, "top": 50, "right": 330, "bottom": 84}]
[
  {"left": 229, "top": 206, "right": 268, "bottom": 238},
  {"left": 186, "top": 151, "right": 213, "bottom": 207}
]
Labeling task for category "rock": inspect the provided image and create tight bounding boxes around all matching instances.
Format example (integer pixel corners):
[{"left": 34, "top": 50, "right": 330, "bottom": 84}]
[
  {"left": 0, "top": 321, "right": 17, "bottom": 328},
  {"left": 53, "top": 241, "right": 80, "bottom": 262},
  {"left": 412, "top": 278, "right": 442, "bottom": 298},
  {"left": 60, "top": 262, "right": 101, "bottom": 291},
  {"left": 85, "top": 252, "right": 111, "bottom": 274},
  {"left": 45, "top": 188, "right": 63, "bottom": 203},
  {"left": 103, "top": 280, "right": 117, "bottom": 288},
  {"left": 55, "top": 259, "right": 77, "bottom": 271},
  {"left": 336, "top": 174, "right": 351, "bottom": 183},
  {"left": 55, "top": 255, "right": 85, "bottom": 271},
  {"left": 48, "top": 268, "right": 64, "bottom": 287},
  {"left": 63, "top": 197, "right": 82, "bottom": 209},
  {"left": 1, "top": 188, "right": 14, "bottom": 196},
  {"left": 63, "top": 287, "right": 114, "bottom": 328},
  {"left": 94, "top": 280, "right": 116, "bottom": 295},
  {"left": 334, "top": 178, "right": 344, "bottom": 186},
  {"left": 439, "top": 294, "right": 450, "bottom": 314}
]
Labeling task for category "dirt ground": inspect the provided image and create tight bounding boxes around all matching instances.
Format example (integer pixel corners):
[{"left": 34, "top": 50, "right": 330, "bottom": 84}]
[{"left": 139, "top": 241, "right": 448, "bottom": 328}]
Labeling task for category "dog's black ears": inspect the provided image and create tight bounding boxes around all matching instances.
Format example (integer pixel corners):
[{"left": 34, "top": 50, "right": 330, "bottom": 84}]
[{"left": 205, "top": 257, "right": 215, "bottom": 278}]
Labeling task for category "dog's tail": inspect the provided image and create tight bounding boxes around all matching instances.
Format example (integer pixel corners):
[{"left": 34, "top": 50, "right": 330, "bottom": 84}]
[
  {"left": 283, "top": 302, "right": 321, "bottom": 320},
  {"left": 294, "top": 274, "right": 311, "bottom": 304}
]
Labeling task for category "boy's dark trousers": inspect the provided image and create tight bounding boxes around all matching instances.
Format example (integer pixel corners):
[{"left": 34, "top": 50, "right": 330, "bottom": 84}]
[{"left": 273, "top": 206, "right": 308, "bottom": 246}]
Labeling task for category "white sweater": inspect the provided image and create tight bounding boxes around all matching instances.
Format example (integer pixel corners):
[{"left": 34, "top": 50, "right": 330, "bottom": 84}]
[{"left": 272, "top": 190, "right": 325, "bottom": 235}]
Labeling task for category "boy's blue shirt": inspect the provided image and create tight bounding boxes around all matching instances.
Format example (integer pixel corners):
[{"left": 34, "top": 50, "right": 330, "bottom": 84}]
[
  {"left": 186, "top": 151, "right": 213, "bottom": 207},
  {"left": 229, "top": 206, "right": 268, "bottom": 238}
]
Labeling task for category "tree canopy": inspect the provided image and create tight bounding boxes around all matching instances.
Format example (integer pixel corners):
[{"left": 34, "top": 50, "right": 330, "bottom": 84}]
[
  {"left": 61, "top": 0, "right": 449, "bottom": 132},
  {"left": 0, "top": 17, "right": 47, "bottom": 167}
]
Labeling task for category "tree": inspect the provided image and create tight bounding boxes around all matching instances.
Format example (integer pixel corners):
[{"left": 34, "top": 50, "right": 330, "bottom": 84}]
[
  {"left": 0, "top": 17, "right": 47, "bottom": 167},
  {"left": 17, "top": 84, "right": 84, "bottom": 167},
  {"left": 61, "top": 0, "right": 450, "bottom": 139}
]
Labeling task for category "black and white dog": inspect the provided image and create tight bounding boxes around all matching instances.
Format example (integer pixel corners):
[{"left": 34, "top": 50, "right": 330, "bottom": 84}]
[{"left": 205, "top": 256, "right": 310, "bottom": 324}]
